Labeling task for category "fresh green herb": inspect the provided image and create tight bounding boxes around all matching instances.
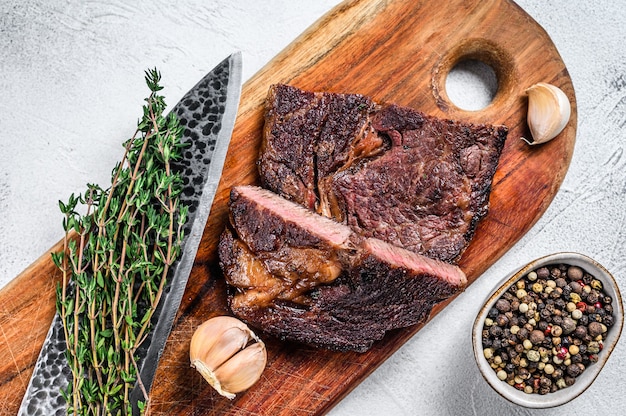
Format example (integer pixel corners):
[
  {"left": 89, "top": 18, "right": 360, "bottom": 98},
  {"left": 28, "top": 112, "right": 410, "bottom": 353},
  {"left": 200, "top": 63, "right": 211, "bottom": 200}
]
[{"left": 53, "top": 69, "right": 188, "bottom": 415}]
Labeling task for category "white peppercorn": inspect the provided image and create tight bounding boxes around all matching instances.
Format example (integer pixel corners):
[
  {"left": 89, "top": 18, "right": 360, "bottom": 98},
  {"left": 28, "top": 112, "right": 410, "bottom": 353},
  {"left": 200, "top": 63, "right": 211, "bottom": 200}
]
[{"left": 528, "top": 351, "right": 541, "bottom": 363}]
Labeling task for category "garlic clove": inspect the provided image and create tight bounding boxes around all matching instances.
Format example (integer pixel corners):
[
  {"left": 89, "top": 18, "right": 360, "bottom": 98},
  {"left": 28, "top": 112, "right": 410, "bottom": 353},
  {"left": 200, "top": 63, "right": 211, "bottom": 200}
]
[
  {"left": 190, "top": 316, "right": 267, "bottom": 399},
  {"left": 523, "top": 82, "right": 571, "bottom": 145},
  {"left": 191, "top": 356, "right": 235, "bottom": 399},
  {"left": 214, "top": 342, "right": 267, "bottom": 395},
  {"left": 201, "top": 326, "right": 251, "bottom": 370},
  {"left": 189, "top": 316, "right": 250, "bottom": 363}
]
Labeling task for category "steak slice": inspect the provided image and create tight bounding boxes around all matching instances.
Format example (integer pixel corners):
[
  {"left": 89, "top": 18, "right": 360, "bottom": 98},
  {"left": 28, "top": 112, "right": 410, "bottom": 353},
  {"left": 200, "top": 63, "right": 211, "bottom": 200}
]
[
  {"left": 258, "top": 84, "right": 382, "bottom": 210},
  {"left": 219, "top": 185, "right": 467, "bottom": 352},
  {"left": 259, "top": 84, "right": 507, "bottom": 263}
]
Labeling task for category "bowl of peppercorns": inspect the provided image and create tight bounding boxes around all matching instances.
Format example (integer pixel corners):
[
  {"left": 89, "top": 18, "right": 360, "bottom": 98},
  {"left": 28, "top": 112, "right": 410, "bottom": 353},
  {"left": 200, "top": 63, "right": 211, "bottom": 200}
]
[{"left": 472, "top": 252, "right": 623, "bottom": 408}]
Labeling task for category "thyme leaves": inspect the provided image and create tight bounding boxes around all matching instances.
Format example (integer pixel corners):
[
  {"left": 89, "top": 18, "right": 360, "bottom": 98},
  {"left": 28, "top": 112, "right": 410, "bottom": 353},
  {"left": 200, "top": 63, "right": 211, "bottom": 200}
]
[{"left": 54, "top": 69, "right": 188, "bottom": 415}]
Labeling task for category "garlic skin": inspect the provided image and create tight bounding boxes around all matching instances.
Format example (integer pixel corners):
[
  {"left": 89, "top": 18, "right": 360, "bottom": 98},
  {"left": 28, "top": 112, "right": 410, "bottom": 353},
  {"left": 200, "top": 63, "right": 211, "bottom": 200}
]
[
  {"left": 523, "top": 82, "right": 571, "bottom": 145},
  {"left": 190, "top": 316, "right": 267, "bottom": 399}
]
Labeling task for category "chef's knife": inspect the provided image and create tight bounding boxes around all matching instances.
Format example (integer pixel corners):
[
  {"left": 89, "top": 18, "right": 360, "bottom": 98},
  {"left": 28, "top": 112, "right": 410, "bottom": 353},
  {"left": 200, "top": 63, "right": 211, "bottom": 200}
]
[{"left": 19, "top": 51, "right": 243, "bottom": 416}]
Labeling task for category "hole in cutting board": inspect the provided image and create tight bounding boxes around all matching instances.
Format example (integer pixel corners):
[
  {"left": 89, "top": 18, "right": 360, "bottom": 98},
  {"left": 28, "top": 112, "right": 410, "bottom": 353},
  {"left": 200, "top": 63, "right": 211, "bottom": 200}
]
[{"left": 445, "top": 59, "right": 498, "bottom": 111}]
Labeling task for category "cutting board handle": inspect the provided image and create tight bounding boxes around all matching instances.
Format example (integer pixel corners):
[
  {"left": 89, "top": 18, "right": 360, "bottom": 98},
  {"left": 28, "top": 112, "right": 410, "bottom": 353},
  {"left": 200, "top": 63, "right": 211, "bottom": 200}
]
[{"left": 431, "top": 37, "right": 517, "bottom": 115}]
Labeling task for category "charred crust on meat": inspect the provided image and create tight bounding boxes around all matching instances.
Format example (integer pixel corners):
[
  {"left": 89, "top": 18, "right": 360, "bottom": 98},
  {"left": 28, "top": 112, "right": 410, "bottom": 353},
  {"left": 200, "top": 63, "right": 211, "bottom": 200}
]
[
  {"left": 220, "top": 186, "right": 468, "bottom": 351},
  {"left": 219, "top": 84, "right": 507, "bottom": 352}
]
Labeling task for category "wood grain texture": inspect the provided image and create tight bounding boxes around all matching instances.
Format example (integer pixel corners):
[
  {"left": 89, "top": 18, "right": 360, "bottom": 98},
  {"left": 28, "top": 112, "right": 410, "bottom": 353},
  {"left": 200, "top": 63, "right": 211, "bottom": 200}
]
[
  {"left": 0, "top": 244, "right": 62, "bottom": 415},
  {"left": 0, "top": 0, "right": 576, "bottom": 414}
]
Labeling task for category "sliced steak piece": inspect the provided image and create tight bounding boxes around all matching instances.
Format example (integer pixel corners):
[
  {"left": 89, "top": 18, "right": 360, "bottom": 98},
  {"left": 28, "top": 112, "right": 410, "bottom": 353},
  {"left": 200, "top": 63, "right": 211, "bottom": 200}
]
[
  {"left": 221, "top": 185, "right": 351, "bottom": 308},
  {"left": 219, "top": 185, "right": 467, "bottom": 352},
  {"left": 258, "top": 84, "right": 381, "bottom": 210},
  {"left": 258, "top": 84, "right": 507, "bottom": 263},
  {"left": 332, "top": 104, "right": 507, "bottom": 262}
]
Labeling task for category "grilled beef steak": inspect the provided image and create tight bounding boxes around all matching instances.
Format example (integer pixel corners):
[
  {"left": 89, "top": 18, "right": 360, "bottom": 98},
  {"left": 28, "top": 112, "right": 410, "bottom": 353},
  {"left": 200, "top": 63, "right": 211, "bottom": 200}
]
[
  {"left": 219, "top": 186, "right": 467, "bottom": 352},
  {"left": 258, "top": 84, "right": 378, "bottom": 211},
  {"left": 219, "top": 85, "right": 507, "bottom": 351},
  {"left": 259, "top": 84, "right": 507, "bottom": 263}
]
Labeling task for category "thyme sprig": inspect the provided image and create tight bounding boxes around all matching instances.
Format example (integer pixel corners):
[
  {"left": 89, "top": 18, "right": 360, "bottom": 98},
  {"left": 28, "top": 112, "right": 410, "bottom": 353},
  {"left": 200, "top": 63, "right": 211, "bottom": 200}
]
[{"left": 52, "top": 69, "right": 188, "bottom": 415}]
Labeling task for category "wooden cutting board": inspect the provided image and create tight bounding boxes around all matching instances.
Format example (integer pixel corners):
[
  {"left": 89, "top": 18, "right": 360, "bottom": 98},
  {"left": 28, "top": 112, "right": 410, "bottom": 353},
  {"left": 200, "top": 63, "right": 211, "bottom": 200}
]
[{"left": 0, "top": 0, "right": 576, "bottom": 414}]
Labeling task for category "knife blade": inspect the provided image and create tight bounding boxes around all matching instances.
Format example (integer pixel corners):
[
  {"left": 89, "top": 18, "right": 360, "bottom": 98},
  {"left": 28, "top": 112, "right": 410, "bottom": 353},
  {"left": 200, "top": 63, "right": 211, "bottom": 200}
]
[{"left": 18, "top": 51, "right": 243, "bottom": 415}]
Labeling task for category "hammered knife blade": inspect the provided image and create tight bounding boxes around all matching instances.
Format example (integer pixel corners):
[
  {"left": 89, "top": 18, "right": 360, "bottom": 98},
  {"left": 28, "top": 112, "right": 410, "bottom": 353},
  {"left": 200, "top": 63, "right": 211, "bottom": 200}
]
[{"left": 18, "top": 51, "right": 243, "bottom": 416}]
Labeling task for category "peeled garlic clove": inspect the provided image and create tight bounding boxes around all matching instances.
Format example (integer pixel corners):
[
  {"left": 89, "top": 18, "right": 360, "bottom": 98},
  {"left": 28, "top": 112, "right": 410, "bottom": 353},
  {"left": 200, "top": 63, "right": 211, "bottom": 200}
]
[
  {"left": 523, "top": 82, "right": 571, "bottom": 145},
  {"left": 190, "top": 316, "right": 267, "bottom": 399}
]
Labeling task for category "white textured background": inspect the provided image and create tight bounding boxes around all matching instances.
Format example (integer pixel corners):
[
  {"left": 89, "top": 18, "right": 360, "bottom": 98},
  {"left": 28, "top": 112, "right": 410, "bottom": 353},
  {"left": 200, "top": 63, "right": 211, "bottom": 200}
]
[{"left": 1, "top": 1, "right": 625, "bottom": 415}]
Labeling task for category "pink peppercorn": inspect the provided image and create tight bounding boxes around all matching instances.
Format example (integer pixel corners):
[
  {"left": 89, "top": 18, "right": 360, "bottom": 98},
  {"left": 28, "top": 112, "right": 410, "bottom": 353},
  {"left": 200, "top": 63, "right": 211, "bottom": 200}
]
[{"left": 544, "top": 325, "right": 552, "bottom": 336}]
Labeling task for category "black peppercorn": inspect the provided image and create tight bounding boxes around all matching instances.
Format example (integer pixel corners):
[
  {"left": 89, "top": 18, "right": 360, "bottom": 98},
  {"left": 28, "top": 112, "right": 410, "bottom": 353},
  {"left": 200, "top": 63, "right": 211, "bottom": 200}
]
[
  {"left": 496, "top": 314, "right": 509, "bottom": 327},
  {"left": 566, "top": 364, "right": 582, "bottom": 377},
  {"left": 489, "top": 324, "right": 502, "bottom": 337},
  {"left": 587, "top": 291, "right": 599, "bottom": 304},
  {"left": 517, "top": 327, "right": 529, "bottom": 341},
  {"left": 537, "top": 267, "right": 550, "bottom": 279},
  {"left": 552, "top": 368, "right": 563, "bottom": 380},
  {"left": 588, "top": 322, "right": 604, "bottom": 338},
  {"left": 530, "top": 330, "right": 545, "bottom": 344},
  {"left": 496, "top": 298, "right": 511, "bottom": 312},
  {"left": 555, "top": 277, "right": 567, "bottom": 288},
  {"left": 488, "top": 307, "right": 499, "bottom": 318},
  {"left": 562, "top": 285, "right": 572, "bottom": 297},
  {"left": 562, "top": 317, "right": 576, "bottom": 334},
  {"left": 574, "top": 325, "right": 587, "bottom": 338},
  {"left": 569, "top": 281, "right": 583, "bottom": 294},
  {"left": 540, "top": 376, "right": 552, "bottom": 388},
  {"left": 567, "top": 266, "right": 583, "bottom": 281},
  {"left": 561, "top": 336, "right": 571, "bottom": 347}
]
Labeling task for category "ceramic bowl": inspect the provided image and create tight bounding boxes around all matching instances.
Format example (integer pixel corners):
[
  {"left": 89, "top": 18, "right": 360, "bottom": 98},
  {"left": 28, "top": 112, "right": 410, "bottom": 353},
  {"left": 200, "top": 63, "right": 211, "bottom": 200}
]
[{"left": 472, "top": 252, "right": 623, "bottom": 408}]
